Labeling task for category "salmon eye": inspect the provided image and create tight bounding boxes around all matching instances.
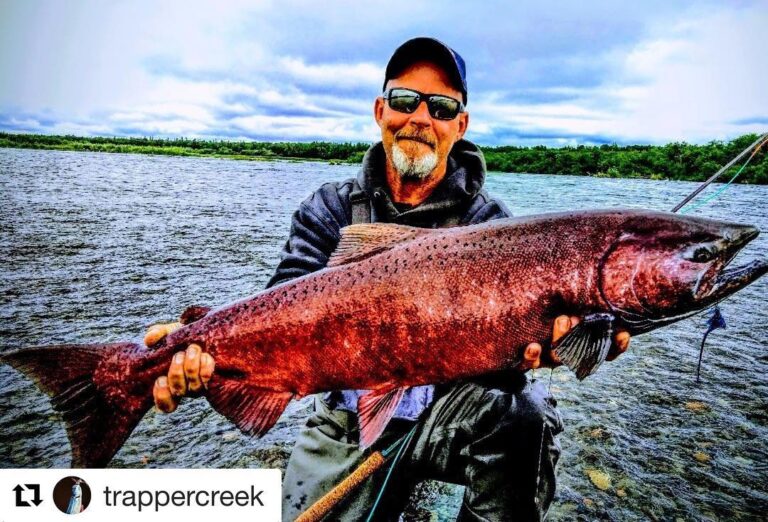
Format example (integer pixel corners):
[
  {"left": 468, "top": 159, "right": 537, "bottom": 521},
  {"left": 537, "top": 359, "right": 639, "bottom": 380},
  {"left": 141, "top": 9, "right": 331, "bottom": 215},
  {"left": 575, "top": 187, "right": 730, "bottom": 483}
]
[{"left": 685, "top": 244, "right": 717, "bottom": 263}]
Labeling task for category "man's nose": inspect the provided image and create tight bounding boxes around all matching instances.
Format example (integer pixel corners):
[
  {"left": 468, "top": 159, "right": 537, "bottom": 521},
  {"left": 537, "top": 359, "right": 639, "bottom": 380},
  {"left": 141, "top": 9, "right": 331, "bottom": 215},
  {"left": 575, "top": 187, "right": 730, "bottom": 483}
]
[{"left": 408, "top": 99, "right": 433, "bottom": 126}]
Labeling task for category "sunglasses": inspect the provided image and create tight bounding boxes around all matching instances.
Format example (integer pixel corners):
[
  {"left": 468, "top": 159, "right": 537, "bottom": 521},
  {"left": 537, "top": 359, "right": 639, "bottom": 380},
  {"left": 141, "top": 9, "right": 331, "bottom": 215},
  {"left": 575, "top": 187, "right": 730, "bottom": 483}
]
[{"left": 383, "top": 88, "right": 465, "bottom": 121}]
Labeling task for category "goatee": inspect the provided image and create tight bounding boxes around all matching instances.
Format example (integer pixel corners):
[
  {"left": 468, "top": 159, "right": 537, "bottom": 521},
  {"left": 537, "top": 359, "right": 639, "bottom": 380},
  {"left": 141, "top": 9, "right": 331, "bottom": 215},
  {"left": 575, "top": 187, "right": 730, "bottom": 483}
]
[{"left": 391, "top": 143, "right": 438, "bottom": 180}]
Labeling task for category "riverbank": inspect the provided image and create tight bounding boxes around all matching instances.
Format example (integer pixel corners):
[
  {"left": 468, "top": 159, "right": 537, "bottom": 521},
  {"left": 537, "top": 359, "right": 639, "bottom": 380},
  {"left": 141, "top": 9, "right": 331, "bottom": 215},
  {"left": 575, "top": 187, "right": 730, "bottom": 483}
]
[{"left": 1, "top": 132, "right": 766, "bottom": 184}]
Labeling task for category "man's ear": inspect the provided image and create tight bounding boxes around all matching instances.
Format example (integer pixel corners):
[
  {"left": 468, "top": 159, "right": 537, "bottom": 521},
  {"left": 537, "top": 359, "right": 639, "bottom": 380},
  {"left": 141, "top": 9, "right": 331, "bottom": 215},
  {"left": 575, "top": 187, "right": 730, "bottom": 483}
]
[
  {"left": 456, "top": 111, "right": 469, "bottom": 141},
  {"left": 374, "top": 97, "right": 385, "bottom": 128}
]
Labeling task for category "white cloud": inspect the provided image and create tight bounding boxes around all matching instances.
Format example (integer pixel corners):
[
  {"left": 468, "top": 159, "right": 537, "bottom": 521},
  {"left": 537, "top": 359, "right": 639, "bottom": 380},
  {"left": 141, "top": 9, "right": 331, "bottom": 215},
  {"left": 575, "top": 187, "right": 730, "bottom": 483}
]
[
  {"left": 470, "top": 4, "right": 767, "bottom": 144},
  {"left": 1, "top": 1, "right": 765, "bottom": 145},
  {"left": 278, "top": 58, "right": 381, "bottom": 89}
]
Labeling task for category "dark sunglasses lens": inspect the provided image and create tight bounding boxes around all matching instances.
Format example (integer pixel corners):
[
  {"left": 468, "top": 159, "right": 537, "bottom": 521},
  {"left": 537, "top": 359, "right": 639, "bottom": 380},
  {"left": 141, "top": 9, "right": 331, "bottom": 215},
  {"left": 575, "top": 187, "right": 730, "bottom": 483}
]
[
  {"left": 388, "top": 90, "right": 421, "bottom": 113},
  {"left": 428, "top": 96, "right": 461, "bottom": 120}
]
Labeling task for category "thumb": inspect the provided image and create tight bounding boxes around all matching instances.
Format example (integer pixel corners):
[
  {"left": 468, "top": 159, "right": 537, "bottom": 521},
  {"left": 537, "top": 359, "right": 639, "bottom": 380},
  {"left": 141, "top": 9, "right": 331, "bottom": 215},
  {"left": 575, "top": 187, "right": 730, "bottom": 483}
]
[{"left": 144, "top": 322, "right": 182, "bottom": 347}]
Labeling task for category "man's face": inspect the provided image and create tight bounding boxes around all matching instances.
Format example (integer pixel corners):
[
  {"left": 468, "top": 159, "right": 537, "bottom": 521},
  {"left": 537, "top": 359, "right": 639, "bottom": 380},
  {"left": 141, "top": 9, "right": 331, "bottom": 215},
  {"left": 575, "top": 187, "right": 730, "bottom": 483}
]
[{"left": 375, "top": 61, "right": 469, "bottom": 181}]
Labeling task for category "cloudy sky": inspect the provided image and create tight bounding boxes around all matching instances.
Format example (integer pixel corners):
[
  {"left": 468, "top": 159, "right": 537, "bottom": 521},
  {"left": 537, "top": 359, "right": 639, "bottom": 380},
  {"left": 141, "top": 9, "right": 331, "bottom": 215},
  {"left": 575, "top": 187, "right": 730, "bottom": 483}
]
[{"left": 1, "top": 0, "right": 765, "bottom": 146}]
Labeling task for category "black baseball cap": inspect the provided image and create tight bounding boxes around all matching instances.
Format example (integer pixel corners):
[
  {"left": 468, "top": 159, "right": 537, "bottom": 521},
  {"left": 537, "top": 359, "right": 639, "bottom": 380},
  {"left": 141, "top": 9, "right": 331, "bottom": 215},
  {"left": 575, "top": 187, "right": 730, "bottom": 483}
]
[{"left": 383, "top": 37, "right": 468, "bottom": 104}]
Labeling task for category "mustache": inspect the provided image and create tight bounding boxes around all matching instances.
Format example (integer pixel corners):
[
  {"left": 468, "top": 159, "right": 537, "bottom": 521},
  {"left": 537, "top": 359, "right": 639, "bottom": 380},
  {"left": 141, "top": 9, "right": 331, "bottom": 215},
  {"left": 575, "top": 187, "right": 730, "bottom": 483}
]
[{"left": 395, "top": 130, "right": 436, "bottom": 147}]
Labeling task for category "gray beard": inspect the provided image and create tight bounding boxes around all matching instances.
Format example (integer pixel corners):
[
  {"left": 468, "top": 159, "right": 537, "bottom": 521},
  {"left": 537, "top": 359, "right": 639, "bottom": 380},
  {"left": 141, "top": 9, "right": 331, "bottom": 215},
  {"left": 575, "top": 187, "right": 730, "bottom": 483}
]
[{"left": 391, "top": 143, "right": 438, "bottom": 180}]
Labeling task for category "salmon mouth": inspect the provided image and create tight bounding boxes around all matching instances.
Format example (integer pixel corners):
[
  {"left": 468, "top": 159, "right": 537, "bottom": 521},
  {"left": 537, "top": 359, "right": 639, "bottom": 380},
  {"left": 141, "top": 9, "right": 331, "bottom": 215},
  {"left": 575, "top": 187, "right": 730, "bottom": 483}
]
[
  {"left": 703, "top": 258, "right": 768, "bottom": 302},
  {"left": 696, "top": 226, "right": 768, "bottom": 303}
]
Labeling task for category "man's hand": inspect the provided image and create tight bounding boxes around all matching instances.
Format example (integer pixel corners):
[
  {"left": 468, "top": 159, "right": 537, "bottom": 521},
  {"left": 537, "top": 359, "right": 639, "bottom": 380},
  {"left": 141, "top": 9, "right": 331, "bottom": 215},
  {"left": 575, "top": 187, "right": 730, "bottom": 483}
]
[
  {"left": 145, "top": 322, "right": 215, "bottom": 413},
  {"left": 521, "top": 315, "right": 630, "bottom": 370}
]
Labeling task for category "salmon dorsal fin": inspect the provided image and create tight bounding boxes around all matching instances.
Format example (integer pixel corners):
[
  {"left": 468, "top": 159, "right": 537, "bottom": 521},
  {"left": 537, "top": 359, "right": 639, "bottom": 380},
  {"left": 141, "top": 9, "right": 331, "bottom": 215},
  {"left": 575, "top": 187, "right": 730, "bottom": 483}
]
[{"left": 328, "top": 223, "right": 434, "bottom": 267}]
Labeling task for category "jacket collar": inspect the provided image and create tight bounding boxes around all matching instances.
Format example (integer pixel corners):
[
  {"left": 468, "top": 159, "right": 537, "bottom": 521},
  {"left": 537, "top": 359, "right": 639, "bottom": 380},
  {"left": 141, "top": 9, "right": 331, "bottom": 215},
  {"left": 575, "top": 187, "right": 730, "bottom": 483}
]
[{"left": 356, "top": 139, "right": 487, "bottom": 223}]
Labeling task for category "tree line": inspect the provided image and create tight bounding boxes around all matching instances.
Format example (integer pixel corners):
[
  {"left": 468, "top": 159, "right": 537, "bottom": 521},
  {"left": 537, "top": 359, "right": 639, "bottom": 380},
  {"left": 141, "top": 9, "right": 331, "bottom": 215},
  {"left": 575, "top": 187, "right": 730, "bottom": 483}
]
[{"left": 1, "top": 132, "right": 765, "bottom": 184}]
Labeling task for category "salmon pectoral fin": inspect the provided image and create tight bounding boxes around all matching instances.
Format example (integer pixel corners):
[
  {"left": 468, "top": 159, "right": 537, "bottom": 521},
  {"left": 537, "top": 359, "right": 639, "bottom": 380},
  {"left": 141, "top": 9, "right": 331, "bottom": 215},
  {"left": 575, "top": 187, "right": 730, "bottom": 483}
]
[
  {"left": 553, "top": 313, "right": 615, "bottom": 380},
  {"left": 357, "top": 386, "right": 407, "bottom": 449},
  {"left": 0, "top": 342, "right": 152, "bottom": 468},
  {"left": 206, "top": 379, "right": 293, "bottom": 437}
]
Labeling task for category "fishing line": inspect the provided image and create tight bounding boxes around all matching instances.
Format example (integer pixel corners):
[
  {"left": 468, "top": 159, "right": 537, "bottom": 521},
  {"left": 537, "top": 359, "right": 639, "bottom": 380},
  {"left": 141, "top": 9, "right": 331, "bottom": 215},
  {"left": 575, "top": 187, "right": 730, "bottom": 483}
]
[
  {"left": 679, "top": 140, "right": 766, "bottom": 214},
  {"left": 532, "top": 367, "right": 556, "bottom": 510},
  {"left": 671, "top": 132, "right": 768, "bottom": 213},
  {"left": 365, "top": 424, "right": 418, "bottom": 522}
]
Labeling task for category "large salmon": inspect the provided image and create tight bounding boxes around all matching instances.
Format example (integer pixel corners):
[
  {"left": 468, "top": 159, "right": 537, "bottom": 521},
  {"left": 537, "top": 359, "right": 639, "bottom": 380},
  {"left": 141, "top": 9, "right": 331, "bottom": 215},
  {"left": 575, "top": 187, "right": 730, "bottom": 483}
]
[{"left": 2, "top": 209, "right": 766, "bottom": 466}]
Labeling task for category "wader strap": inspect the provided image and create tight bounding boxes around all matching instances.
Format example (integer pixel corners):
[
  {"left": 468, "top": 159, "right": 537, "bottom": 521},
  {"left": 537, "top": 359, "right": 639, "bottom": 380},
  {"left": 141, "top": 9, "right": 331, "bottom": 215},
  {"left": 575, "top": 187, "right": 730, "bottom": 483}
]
[{"left": 349, "top": 181, "right": 372, "bottom": 225}]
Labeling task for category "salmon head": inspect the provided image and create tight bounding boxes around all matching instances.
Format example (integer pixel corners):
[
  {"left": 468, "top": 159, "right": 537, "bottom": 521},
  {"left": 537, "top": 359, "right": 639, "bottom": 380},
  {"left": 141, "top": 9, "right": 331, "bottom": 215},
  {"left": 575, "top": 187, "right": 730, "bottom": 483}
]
[{"left": 599, "top": 211, "right": 768, "bottom": 332}]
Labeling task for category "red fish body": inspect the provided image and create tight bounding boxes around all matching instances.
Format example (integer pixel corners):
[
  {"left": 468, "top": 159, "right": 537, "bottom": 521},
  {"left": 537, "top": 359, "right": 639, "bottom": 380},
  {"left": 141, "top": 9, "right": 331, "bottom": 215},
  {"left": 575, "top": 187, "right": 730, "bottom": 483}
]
[{"left": 3, "top": 209, "right": 766, "bottom": 466}]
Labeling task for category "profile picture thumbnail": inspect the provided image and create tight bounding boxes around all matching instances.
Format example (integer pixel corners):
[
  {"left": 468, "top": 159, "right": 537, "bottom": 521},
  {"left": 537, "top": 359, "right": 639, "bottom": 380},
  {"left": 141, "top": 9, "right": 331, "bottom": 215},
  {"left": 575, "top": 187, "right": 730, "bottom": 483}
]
[{"left": 53, "top": 476, "right": 91, "bottom": 514}]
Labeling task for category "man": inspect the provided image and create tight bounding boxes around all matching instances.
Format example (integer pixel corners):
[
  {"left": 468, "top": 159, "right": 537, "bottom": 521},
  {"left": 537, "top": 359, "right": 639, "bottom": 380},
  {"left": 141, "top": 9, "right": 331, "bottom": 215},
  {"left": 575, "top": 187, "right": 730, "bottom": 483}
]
[{"left": 148, "top": 38, "right": 630, "bottom": 521}]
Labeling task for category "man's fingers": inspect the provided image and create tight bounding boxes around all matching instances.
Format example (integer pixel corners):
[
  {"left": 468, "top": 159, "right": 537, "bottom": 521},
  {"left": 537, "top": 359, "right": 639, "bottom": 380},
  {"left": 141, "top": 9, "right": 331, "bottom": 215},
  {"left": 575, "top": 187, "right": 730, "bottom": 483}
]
[
  {"left": 167, "top": 351, "right": 187, "bottom": 396},
  {"left": 607, "top": 331, "right": 631, "bottom": 361},
  {"left": 522, "top": 342, "right": 542, "bottom": 370},
  {"left": 184, "top": 344, "right": 203, "bottom": 393},
  {"left": 200, "top": 353, "right": 215, "bottom": 389},
  {"left": 616, "top": 331, "right": 630, "bottom": 351},
  {"left": 144, "top": 325, "right": 167, "bottom": 347},
  {"left": 548, "top": 315, "right": 579, "bottom": 365},
  {"left": 551, "top": 315, "right": 571, "bottom": 344},
  {"left": 144, "top": 322, "right": 182, "bottom": 347},
  {"left": 153, "top": 376, "right": 178, "bottom": 413}
]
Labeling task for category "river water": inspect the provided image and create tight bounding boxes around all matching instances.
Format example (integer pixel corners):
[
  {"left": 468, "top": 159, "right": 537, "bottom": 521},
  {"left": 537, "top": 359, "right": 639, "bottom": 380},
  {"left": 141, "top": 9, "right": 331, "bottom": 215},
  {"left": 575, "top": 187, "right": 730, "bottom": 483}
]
[{"left": 1, "top": 148, "right": 766, "bottom": 520}]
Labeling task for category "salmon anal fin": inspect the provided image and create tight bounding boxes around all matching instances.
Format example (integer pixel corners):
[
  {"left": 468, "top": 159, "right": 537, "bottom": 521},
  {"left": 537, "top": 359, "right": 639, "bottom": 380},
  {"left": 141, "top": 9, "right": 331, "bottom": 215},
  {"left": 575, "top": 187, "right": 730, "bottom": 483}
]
[
  {"left": 357, "top": 386, "right": 407, "bottom": 449},
  {"left": 180, "top": 305, "right": 212, "bottom": 325},
  {"left": 207, "top": 379, "right": 293, "bottom": 437},
  {"left": 328, "top": 223, "right": 435, "bottom": 267},
  {"left": 553, "top": 313, "right": 615, "bottom": 380}
]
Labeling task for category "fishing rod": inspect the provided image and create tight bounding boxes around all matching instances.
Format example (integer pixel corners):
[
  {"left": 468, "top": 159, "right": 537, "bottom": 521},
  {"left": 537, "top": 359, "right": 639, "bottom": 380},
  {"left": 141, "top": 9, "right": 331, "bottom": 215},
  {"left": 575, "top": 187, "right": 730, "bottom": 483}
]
[
  {"left": 295, "top": 424, "right": 418, "bottom": 522},
  {"left": 671, "top": 132, "right": 768, "bottom": 213}
]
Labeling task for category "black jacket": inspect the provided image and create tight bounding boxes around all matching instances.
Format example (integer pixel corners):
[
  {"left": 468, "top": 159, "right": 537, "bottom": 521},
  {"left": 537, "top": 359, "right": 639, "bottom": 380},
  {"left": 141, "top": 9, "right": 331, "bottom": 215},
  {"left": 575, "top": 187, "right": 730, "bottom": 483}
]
[{"left": 267, "top": 140, "right": 511, "bottom": 288}]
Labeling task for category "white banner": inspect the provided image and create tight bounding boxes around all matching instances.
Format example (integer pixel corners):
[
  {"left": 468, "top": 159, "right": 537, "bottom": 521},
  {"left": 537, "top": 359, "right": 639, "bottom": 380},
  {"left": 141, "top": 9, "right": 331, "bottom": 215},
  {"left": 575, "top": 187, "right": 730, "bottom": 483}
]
[{"left": 0, "top": 469, "right": 281, "bottom": 522}]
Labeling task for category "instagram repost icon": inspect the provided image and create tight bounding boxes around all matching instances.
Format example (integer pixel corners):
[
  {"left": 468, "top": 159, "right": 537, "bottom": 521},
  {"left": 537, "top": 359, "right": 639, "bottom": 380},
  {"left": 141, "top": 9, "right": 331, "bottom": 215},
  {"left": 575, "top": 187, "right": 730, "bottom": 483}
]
[{"left": 53, "top": 476, "right": 91, "bottom": 514}]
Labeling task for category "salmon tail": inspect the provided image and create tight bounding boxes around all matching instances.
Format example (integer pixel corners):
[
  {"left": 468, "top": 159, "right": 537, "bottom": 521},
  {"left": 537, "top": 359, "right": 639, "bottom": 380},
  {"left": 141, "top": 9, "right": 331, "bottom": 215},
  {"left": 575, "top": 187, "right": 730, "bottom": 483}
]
[{"left": 1, "top": 342, "right": 154, "bottom": 467}]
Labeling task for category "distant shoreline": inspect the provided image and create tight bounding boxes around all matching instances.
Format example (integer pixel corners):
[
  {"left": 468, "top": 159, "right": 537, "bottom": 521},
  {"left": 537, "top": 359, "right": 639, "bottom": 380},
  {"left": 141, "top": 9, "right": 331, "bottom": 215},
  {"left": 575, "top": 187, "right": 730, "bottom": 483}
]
[{"left": 1, "top": 132, "right": 766, "bottom": 184}]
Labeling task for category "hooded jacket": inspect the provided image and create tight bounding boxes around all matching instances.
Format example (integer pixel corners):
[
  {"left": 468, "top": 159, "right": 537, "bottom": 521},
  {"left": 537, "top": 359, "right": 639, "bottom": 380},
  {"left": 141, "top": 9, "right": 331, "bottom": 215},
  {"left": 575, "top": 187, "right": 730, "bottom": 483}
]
[{"left": 266, "top": 139, "right": 511, "bottom": 420}]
